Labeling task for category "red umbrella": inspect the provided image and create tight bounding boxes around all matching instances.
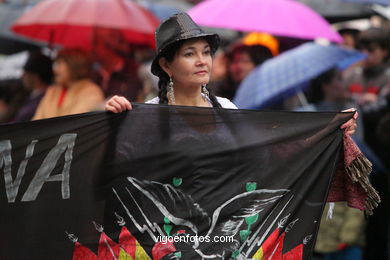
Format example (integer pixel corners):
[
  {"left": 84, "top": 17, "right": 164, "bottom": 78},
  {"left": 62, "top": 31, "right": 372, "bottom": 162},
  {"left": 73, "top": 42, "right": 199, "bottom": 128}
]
[{"left": 11, "top": 0, "right": 160, "bottom": 50}]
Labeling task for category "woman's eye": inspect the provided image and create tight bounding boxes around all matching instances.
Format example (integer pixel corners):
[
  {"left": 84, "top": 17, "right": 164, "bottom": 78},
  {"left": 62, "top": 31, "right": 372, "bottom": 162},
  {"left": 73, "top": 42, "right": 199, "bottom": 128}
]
[
  {"left": 184, "top": 52, "right": 193, "bottom": 57},
  {"left": 204, "top": 50, "right": 211, "bottom": 55}
]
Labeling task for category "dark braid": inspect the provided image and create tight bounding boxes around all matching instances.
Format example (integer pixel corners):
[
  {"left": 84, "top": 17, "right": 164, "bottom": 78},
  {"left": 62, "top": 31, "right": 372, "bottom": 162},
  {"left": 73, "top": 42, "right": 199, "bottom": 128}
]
[
  {"left": 206, "top": 84, "right": 222, "bottom": 108},
  {"left": 158, "top": 78, "right": 169, "bottom": 104}
]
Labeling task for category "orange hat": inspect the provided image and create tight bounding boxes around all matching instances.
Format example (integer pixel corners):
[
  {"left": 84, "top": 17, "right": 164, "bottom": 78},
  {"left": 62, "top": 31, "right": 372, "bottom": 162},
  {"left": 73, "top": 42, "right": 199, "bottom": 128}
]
[{"left": 242, "top": 32, "right": 279, "bottom": 56}]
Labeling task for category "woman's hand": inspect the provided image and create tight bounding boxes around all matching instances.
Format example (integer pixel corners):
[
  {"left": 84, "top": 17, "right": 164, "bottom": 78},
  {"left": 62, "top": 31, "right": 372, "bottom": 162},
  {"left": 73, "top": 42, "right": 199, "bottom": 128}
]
[
  {"left": 105, "top": 95, "right": 132, "bottom": 113},
  {"left": 341, "top": 108, "right": 358, "bottom": 136}
]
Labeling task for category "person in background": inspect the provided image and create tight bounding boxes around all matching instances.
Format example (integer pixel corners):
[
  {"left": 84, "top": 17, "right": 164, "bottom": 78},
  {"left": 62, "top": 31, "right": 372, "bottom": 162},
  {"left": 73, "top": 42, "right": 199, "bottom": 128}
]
[
  {"left": 343, "top": 27, "right": 390, "bottom": 113},
  {"left": 345, "top": 27, "right": 390, "bottom": 167},
  {"left": 303, "top": 68, "right": 364, "bottom": 141},
  {"left": 314, "top": 202, "right": 366, "bottom": 260},
  {"left": 33, "top": 48, "right": 104, "bottom": 120},
  {"left": 209, "top": 49, "right": 229, "bottom": 86},
  {"left": 137, "top": 61, "right": 159, "bottom": 102},
  {"left": 301, "top": 68, "right": 386, "bottom": 173},
  {"left": 211, "top": 43, "right": 273, "bottom": 100},
  {"left": 14, "top": 51, "right": 53, "bottom": 122},
  {"left": 91, "top": 28, "right": 144, "bottom": 102},
  {"left": 338, "top": 28, "right": 360, "bottom": 50}
]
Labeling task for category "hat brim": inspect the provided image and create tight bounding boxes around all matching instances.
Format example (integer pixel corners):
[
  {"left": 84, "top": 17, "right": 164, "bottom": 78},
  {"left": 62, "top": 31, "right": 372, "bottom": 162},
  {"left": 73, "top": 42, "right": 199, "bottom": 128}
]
[{"left": 151, "top": 33, "right": 220, "bottom": 77}]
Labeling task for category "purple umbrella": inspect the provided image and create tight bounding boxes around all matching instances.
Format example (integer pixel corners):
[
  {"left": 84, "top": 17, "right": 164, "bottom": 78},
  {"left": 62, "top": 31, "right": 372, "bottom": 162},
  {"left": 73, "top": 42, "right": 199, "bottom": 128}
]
[{"left": 188, "top": 0, "right": 342, "bottom": 42}]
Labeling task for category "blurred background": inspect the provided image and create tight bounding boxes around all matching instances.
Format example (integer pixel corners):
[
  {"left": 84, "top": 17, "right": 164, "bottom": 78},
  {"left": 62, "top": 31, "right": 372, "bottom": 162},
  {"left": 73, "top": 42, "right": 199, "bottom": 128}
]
[{"left": 0, "top": 0, "right": 389, "bottom": 259}]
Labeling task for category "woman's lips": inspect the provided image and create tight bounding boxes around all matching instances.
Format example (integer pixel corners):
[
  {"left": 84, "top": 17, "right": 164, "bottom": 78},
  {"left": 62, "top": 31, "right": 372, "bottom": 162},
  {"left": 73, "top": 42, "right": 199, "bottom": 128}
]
[{"left": 195, "top": 70, "right": 208, "bottom": 75}]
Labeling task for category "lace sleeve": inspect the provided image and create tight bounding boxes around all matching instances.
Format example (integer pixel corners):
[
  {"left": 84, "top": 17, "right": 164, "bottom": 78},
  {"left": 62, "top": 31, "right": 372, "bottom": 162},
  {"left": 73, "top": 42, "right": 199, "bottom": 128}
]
[{"left": 216, "top": 97, "right": 238, "bottom": 109}]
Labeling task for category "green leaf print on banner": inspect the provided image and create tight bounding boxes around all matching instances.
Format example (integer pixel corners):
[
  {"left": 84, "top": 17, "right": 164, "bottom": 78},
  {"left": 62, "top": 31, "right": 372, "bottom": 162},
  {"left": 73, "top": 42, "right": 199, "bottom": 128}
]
[
  {"left": 173, "top": 177, "right": 182, "bottom": 187},
  {"left": 246, "top": 182, "right": 257, "bottom": 192},
  {"left": 245, "top": 214, "right": 259, "bottom": 226},
  {"left": 240, "top": 229, "right": 251, "bottom": 242},
  {"left": 164, "top": 224, "right": 173, "bottom": 236},
  {"left": 231, "top": 250, "right": 241, "bottom": 258}
]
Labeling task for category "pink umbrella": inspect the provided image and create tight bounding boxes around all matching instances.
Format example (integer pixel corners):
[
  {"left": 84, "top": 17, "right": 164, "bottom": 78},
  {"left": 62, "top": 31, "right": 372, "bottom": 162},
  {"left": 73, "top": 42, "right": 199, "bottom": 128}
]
[
  {"left": 188, "top": 0, "right": 342, "bottom": 43},
  {"left": 11, "top": 0, "right": 160, "bottom": 50}
]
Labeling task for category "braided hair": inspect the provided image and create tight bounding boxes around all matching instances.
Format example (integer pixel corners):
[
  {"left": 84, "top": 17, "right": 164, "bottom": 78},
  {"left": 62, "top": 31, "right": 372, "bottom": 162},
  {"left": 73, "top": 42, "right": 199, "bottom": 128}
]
[{"left": 155, "top": 39, "right": 222, "bottom": 108}]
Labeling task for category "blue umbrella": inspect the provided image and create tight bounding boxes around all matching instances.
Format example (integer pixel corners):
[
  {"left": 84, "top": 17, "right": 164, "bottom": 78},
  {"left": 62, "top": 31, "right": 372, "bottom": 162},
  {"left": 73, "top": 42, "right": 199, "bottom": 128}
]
[
  {"left": 138, "top": 0, "right": 191, "bottom": 21},
  {"left": 140, "top": 3, "right": 181, "bottom": 21},
  {"left": 233, "top": 42, "right": 366, "bottom": 109}
]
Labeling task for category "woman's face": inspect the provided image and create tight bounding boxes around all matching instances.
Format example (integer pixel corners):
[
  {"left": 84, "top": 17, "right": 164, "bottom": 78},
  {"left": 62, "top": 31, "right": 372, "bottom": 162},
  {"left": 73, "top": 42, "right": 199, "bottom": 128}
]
[
  {"left": 229, "top": 52, "right": 255, "bottom": 83},
  {"left": 53, "top": 59, "right": 71, "bottom": 85},
  {"left": 324, "top": 70, "right": 346, "bottom": 102},
  {"left": 161, "top": 38, "right": 213, "bottom": 89}
]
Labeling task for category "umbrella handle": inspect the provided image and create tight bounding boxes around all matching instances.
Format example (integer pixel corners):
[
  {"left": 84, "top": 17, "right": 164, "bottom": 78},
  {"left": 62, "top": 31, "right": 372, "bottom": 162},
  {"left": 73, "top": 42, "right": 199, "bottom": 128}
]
[{"left": 49, "top": 30, "right": 54, "bottom": 51}]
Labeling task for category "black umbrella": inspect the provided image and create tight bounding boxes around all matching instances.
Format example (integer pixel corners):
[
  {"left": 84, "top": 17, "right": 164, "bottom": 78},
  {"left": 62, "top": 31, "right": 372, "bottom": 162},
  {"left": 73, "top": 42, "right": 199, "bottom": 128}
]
[
  {"left": 0, "top": 1, "right": 43, "bottom": 54},
  {"left": 298, "top": 0, "right": 380, "bottom": 23},
  {"left": 342, "top": 0, "right": 390, "bottom": 5}
]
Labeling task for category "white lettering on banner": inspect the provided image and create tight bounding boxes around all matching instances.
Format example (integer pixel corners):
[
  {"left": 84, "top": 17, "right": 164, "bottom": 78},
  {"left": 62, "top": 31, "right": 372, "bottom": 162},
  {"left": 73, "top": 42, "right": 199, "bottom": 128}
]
[{"left": 0, "top": 133, "right": 77, "bottom": 202}]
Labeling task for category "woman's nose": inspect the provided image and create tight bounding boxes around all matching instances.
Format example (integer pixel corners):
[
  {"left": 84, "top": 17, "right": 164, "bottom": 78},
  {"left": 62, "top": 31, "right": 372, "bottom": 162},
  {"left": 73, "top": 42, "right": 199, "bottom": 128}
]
[{"left": 195, "top": 52, "right": 206, "bottom": 65}]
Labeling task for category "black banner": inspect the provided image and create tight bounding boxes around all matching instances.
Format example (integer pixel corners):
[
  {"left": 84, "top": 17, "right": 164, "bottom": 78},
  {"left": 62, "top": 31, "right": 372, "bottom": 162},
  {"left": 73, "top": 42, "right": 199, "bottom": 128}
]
[{"left": 0, "top": 104, "right": 355, "bottom": 260}]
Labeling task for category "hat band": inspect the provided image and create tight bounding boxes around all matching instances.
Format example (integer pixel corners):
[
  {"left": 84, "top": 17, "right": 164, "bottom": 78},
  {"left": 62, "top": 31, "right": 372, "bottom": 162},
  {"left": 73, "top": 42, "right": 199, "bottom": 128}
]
[{"left": 157, "top": 28, "right": 209, "bottom": 53}]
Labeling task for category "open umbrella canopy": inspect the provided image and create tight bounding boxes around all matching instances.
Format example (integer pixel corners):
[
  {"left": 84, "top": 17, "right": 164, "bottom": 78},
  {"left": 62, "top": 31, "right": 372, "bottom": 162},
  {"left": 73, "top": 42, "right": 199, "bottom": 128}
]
[
  {"left": 343, "top": 0, "right": 390, "bottom": 5},
  {"left": 299, "top": 0, "right": 380, "bottom": 23},
  {"left": 233, "top": 42, "right": 366, "bottom": 109},
  {"left": 0, "top": 2, "right": 43, "bottom": 54},
  {"left": 138, "top": 0, "right": 192, "bottom": 21},
  {"left": 188, "top": 0, "right": 342, "bottom": 42},
  {"left": 11, "top": 0, "right": 160, "bottom": 50}
]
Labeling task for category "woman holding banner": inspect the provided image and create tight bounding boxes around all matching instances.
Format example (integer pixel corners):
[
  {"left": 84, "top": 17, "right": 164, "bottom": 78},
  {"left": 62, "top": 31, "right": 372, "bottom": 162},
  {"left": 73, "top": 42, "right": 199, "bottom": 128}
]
[{"left": 105, "top": 12, "right": 357, "bottom": 134}]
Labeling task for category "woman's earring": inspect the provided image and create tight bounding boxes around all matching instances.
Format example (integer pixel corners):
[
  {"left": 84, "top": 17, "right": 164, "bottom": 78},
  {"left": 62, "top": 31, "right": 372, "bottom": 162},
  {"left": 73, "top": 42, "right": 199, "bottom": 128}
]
[
  {"left": 167, "top": 77, "right": 175, "bottom": 105},
  {"left": 202, "top": 84, "right": 210, "bottom": 99}
]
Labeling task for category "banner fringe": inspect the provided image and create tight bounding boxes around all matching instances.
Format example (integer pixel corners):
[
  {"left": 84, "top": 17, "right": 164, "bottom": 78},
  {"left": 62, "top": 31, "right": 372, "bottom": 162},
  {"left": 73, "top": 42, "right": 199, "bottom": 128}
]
[{"left": 345, "top": 154, "right": 380, "bottom": 216}]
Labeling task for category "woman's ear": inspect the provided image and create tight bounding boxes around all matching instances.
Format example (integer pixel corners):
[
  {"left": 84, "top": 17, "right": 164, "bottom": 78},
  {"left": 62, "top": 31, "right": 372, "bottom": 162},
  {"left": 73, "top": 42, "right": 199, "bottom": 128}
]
[{"left": 159, "top": 57, "right": 172, "bottom": 77}]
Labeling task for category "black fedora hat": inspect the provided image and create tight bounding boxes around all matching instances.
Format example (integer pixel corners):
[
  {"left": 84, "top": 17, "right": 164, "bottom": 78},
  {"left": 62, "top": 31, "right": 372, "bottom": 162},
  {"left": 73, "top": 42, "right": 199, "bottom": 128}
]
[{"left": 151, "top": 12, "right": 220, "bottom": 77}]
